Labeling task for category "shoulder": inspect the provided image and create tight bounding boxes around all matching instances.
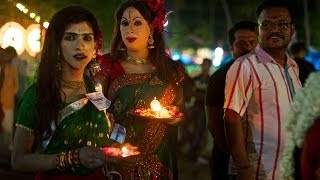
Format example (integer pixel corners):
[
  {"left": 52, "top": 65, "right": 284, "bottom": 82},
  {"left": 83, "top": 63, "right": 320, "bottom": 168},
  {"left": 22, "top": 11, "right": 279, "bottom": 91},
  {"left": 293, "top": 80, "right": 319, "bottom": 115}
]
[
  {"left": 16, "top": 84, "right": 37, "bottom": 130},
  {"left": 96, "top": 53, "right": 125, "bottom": 80},
  {"left": 228, "top": 53, "right": 256, "bottom": 74},
  {"left": 97, "top": 53, "right": 114, "bottom": 70},
  {"left": 20, "top": 84, "right": 37, "bottom": 102},
  {"left": 234, "top": 52, "right": 256, "bottom": 64},
  {"left": 17, "top": 84, "right": 37, "bottom": 112}
]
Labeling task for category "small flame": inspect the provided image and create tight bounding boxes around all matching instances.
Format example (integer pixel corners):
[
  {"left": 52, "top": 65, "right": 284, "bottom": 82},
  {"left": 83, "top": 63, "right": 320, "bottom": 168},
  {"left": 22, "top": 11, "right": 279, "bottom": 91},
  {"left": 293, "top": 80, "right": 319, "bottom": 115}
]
[
  {"left": 121, "top": 146, "right": 129, "bottom": 157},
  {"left": 150, "top": 97, "right": 162, "bottom": 112}
]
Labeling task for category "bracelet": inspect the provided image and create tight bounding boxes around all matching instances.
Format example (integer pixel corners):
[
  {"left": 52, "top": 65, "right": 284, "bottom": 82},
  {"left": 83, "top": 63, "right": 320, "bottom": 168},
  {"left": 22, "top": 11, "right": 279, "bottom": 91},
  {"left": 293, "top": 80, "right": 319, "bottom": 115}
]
[
  {"left": 55, "top": 153, "right": 63, "bottom": 170},
  {"left": 67, "top": 150, "right": 74, "bottom": 169},
  {"left": 56, "top": 150, "right": 81, "bottom": 171},
  {"left": 56, "top": 152, "right": 67, "bottom": 170}
]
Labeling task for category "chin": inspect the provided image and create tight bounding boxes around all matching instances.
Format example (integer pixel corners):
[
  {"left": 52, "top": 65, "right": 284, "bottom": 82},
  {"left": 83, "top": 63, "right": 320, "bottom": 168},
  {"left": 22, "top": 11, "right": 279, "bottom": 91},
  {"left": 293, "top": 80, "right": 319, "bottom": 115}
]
[{"left": 126, "top": 46, "right": 141, "bottom": 51}]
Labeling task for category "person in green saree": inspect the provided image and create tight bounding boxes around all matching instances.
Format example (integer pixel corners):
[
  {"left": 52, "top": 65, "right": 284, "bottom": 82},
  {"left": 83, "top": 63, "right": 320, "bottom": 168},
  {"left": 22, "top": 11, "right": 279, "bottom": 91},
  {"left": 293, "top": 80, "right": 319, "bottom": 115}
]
[
  {"left": 95, "top": 0, "right": 187, "bottom": 179},
  {"left": 11, "top": 6, "right": 114, "bottom": 180}
]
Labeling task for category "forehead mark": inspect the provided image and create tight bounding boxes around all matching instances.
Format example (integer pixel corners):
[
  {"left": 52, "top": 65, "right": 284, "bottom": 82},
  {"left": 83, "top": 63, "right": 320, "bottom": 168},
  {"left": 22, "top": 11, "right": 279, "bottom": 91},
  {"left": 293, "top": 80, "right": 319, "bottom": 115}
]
[{"left": 128, "top": 10, "right": 132, "bottom": 19}]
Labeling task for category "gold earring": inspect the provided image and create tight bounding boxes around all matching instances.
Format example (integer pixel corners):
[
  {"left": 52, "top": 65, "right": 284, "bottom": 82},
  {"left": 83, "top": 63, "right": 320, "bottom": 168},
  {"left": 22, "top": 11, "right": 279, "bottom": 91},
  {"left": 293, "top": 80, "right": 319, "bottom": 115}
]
[{"left": 148, "top": 33, "right": 155, "bottom": 49}]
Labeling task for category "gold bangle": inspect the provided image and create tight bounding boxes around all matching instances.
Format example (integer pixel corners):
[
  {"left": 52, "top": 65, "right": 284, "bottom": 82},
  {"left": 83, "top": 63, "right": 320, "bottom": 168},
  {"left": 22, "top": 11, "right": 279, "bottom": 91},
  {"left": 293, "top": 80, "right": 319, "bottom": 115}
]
[
  {"left": 55, "top": 154, "right": 63, "bottom": 170},
  {"left": 60, "top": 152, "right": 66, "bottom": 169},
  {"left": 67, "top": 150, "right": 74, "bottom": 169},
  {"left": 64, "top": 151, "right": 69, "bottom": 168}
]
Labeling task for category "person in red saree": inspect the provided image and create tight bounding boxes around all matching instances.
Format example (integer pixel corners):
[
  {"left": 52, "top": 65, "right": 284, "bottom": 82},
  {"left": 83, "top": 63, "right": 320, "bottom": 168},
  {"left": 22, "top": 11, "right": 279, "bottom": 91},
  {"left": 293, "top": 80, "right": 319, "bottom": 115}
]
[
  {"left": 11, "top": 6, "right": 117, "bottom": 180},
  {"left": 94, "top": 0, "right": 186, "bottom": 179}
]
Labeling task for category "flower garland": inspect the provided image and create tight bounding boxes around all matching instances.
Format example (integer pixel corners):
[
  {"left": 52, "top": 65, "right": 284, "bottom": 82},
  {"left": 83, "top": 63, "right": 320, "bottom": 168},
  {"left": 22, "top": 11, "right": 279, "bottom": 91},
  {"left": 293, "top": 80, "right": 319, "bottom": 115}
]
[{"left": 280, "top": 72, "right": 320, "bottom": 180}]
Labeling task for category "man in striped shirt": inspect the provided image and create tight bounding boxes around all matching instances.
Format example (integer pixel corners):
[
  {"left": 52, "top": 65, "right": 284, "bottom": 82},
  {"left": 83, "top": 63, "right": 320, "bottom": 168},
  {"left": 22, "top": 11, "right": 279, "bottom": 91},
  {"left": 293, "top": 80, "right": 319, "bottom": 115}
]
[{"left": 224, "top": 0, "right": 301, "bottom": 179}]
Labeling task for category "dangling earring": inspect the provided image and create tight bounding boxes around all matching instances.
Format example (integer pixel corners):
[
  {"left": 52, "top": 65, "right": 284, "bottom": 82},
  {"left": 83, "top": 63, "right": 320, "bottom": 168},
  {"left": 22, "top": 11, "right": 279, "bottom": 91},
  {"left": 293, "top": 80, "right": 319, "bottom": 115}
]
[
  {"left": 56, "top": 51, "right": 62, "bottom": 71},
  {"left": 89, "top": 50, "right": 101, "bottom": 76},
  {"left": 148, "top": 33, "right": 155, "bottom": 49},
  {"left": 118, "top": 41, "right": 126, "bottom": 51}
]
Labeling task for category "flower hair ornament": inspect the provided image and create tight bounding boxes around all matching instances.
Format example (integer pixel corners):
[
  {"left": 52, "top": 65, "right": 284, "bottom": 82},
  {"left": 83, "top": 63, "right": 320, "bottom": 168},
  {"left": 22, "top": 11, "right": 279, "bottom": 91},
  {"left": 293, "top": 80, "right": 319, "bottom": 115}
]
[{"left": 137, "top": 0, "right": 167, "bottom": 32}]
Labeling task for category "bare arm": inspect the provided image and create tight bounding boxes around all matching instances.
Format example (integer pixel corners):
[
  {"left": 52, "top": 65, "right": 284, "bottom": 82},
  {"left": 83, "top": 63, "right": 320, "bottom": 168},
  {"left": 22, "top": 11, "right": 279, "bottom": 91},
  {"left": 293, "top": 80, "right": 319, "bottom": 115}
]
[
  {"left": 206, "top": 106, "right": 228, "bottom": 152},
  {"left": 224, "top": 108, "right": 252, "bottom": 179},
  {"left": 11, "top": 127, "right": 57, "bottom": 172},
  {"left": 12, "top": 127, "right": 108, "bottom": 172}
]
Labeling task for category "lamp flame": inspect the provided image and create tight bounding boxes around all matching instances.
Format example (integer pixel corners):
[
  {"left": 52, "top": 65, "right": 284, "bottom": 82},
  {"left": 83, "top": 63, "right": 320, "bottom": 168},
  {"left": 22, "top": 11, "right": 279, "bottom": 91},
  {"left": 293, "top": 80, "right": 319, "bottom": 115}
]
[{"left": 150, "top": 97, "right": 162, "bottom": 112}]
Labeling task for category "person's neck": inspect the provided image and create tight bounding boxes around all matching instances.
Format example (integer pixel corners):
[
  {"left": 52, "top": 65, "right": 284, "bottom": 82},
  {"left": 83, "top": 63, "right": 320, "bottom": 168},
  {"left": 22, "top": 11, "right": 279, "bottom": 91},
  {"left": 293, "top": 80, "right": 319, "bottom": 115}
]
[
  {"left": 127, "top": 49, "right": 148, "bottom": 62},
  {"left": 61, "top": 68, "right": 84, "bottom": 81},
  {"left": 263, "top": 48, "right": 287, "bottom": 67}
]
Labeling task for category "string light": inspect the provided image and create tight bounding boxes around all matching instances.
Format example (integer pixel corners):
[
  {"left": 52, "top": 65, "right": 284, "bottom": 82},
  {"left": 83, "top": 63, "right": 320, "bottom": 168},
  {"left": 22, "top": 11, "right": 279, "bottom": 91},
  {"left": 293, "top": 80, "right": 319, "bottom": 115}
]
[
  {"left": 29, "top": 13, "right": 36, "bottom": 19},
  {"left": 14, "top": 2, "right": 49, "bottom": 28}
]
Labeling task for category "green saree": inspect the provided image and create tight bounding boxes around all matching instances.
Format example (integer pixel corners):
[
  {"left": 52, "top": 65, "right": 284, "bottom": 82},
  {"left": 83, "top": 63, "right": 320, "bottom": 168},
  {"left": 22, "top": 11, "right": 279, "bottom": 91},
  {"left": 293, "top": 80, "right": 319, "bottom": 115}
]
[
  {"left": 16, "top": 76, "right": 112, "bottom": 176},
  {"left": 107, "top": 72, "right": 184, "bottom": 180}
]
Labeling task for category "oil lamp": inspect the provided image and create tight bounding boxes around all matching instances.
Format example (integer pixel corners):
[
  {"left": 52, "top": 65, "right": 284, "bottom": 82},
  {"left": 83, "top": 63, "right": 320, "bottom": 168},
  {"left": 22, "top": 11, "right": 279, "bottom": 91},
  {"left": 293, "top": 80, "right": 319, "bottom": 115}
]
[{"left": 150, "top": 97, "right": 162, "bottom": 117}]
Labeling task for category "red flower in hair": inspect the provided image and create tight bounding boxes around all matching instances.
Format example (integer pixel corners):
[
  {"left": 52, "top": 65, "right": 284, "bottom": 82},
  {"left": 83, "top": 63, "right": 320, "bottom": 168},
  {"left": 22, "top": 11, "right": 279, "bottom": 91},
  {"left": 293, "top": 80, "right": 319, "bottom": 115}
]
[{"left": 138, "top": 0, "right": 166, "bottom": 32}]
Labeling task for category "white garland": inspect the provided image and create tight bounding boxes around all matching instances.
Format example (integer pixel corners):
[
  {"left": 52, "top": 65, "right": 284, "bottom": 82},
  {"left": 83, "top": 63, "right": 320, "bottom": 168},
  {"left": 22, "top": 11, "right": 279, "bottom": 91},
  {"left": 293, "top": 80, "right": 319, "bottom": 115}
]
[{"left": 280, "top": 72, "right": 320, "bottom": 180}]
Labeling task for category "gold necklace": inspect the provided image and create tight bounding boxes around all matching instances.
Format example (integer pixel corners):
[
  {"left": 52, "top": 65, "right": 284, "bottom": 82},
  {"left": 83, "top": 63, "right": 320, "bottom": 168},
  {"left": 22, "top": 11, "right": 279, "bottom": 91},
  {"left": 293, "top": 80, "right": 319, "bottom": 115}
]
[
  {"left": 126, "top": 56, "right": 149, "bottom": 65},
  {"left": 60, "top": 78, "right": 84, "bottom": 89}
]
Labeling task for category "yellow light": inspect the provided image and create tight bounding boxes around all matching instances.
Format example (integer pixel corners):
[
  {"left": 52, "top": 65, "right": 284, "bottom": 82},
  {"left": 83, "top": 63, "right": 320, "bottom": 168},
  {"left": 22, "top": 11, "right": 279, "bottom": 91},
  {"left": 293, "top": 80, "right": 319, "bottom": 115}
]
[
  {"left": 43, "top": 22, "right": 49, "bottom": 29},
  {"left": 30, "top": 13, "right": 36, "bottom": 19},
  {"left": 23, "top": 8, "right": 28, "bottom": 14},
  {"left": 26, "top": 24, "right": 41, "bottom": 57},
  {"left": 35, "top": 16, "right": 40, "bottom": 23},
  {"left": 16, "top": 3, "right": 24, "bottom": 11},
  {"left": 150, "top": 97, "right": 162, "bottom": 112},
  {"left": 121, "top": 146, "right": 129, "bottom": 157},
  {"left": 0, "top": 22, "right": 26, "bottom": 55}
]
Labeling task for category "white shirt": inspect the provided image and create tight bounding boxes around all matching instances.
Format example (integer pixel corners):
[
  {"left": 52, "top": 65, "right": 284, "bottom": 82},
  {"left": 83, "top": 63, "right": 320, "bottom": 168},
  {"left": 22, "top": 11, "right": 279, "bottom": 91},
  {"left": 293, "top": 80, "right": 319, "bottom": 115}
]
[{"left": 224, "top": 45, "right": 301, "bottom": 179}]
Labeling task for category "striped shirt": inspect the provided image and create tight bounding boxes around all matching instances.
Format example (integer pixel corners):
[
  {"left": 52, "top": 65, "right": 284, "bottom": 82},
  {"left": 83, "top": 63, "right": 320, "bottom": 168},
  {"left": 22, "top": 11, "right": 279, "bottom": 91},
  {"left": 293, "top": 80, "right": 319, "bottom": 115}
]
[{"left": 224, "top": 45, "right": 301, "bottom": 179}]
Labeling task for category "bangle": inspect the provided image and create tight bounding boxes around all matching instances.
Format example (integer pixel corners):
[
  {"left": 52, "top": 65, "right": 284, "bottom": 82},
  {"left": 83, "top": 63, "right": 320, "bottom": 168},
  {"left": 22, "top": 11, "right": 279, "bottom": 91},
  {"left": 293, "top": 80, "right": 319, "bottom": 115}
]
[
  {"left": 67, "top": 150, "right": 74, "bottom": 169},
  {"left": 56, "top": 152, "right": 67, "bottom": 170},
  {"left": 55, "top": 154, "right": 63, "bottom": 170}
]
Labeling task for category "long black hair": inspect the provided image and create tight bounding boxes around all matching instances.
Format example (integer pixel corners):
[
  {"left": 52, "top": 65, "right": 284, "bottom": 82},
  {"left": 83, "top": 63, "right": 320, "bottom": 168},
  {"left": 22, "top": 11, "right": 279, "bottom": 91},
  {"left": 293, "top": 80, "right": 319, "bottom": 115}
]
[{"left": 35, "top": 6, "right": 101, "bottom": 142}]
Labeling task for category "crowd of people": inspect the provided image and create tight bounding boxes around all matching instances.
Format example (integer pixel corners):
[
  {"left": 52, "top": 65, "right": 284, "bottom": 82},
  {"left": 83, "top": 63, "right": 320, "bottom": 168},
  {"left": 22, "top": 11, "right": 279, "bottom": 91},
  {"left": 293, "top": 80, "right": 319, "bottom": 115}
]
[{"left": 0, "top": 0, "right": 319, "bottom": 180}]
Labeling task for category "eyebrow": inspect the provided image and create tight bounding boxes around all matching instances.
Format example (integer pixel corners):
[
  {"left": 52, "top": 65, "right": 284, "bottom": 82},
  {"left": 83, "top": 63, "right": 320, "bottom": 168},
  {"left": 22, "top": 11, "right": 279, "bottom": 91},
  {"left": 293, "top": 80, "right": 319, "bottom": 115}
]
[
  {"left": 64, "top": 32, "right": 94, "bottom": 36},
  {"left": 121, "top": 16, "right": 142, "bottom": 21}
]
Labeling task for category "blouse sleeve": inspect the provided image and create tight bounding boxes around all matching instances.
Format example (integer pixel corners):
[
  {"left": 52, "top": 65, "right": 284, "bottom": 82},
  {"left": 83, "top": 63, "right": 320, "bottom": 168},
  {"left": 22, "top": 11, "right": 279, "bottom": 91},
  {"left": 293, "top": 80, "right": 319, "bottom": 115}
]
[{"left": 16, "top": 85, "right": 37, "bottom": 132}]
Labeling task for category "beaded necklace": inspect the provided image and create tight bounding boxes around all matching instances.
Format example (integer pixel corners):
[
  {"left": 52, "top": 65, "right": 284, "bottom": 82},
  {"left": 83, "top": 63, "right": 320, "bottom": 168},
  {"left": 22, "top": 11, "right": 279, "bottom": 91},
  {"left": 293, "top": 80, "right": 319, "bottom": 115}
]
[
  {"left": 126, "top": 56, "right": 149, "bottom": 65},
  {"left": 60, "top": 78, "right": 84, "bottom": 89}
]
